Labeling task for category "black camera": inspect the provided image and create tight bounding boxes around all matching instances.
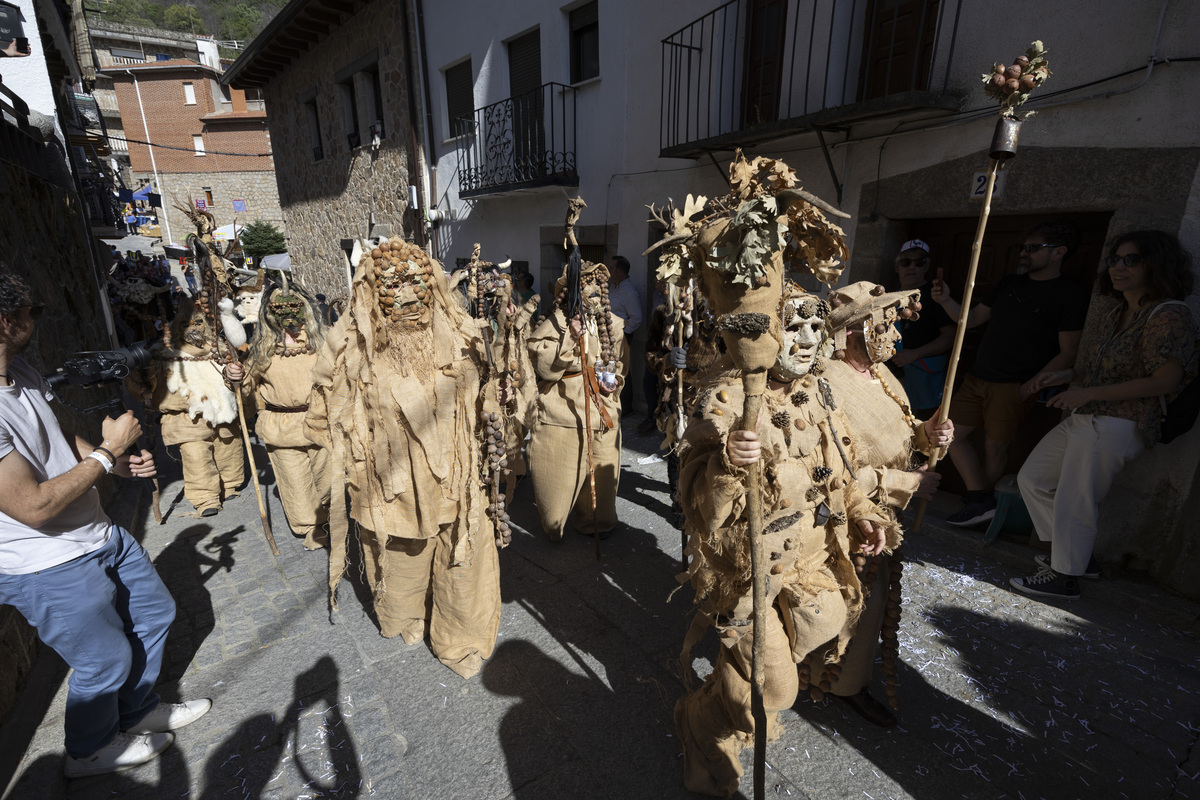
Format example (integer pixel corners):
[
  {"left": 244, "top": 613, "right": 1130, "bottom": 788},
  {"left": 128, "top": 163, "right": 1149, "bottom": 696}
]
[{"left": 45, "top": 342, "right": 154, "bottom": 390}]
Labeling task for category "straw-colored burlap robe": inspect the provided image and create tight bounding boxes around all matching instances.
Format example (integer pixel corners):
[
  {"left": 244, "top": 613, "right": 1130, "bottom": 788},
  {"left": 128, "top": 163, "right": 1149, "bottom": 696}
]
[
  {"left": 135, "top": 343, "right": 244, "bottom": 514},
  {"left": 822, "top": 358, "right": 930, "bottom": 696},
  {"left": 527, "top": 308, "right": 628, "bottom": 539},
  {"left": 238, "top": 335, "right": 330, "bottom": 549},
  {"left": 306, "top": 306, "right": 501, "bottom": 679},
  {"left": 674, "top": 368, "right": 899, "bottom": 797},
  {"left": 497, "top": 294, "right": 541, "bottom": 503}
]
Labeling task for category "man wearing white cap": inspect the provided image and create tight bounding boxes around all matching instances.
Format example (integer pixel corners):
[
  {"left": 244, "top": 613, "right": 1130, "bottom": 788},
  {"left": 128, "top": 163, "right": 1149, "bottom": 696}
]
[{"left": 888, "top": 239, "right": 954, "bottom": 420}]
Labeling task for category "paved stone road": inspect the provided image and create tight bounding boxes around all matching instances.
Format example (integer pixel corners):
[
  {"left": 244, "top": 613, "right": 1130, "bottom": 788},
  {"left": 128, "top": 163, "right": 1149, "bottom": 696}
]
[{"left": 4, "top": 420, "right": 1199, "bottom": 800}]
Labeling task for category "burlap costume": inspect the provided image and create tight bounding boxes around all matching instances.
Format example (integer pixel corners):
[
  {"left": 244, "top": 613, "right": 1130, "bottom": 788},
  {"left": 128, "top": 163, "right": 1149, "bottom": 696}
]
[
  {"left": 132, "top": 309, "right": 244, "bottom": 516},
  {"left": 674, "top": 367, "right": 898, "bottom": 797},
  {"left": 305, "top": 240, "right": 501, "bottom": 679},
  {"left": 236, "top": 329, "right": 330, "bottom": 549},
  {"left": 823, "top": 281, "right": 931, "bottom": 701},
  {"left": 527, "top": 307, "right": 627, "bottom": 539}
]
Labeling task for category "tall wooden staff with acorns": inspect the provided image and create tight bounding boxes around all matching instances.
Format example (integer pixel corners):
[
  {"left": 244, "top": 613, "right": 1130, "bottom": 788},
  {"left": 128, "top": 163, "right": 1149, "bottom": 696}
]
[
  {"left": 912, "top": 41, "right": 1051, "bottom": 532},
  {"left": 645, "top": 152, "right": 850, "bottom": 800}
]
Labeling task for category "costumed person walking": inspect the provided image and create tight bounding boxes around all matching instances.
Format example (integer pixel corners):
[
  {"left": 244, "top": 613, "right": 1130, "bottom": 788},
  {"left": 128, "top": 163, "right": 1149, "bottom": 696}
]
[
  {"left": 306, "top": 237, "right": 503, "bottom": 679},
  {"left": 223, "top": 285, "right": 330, "bottom": 550},
  {"left": 1013, "top": 231, "right": 1196, "bottom": 599},
  {"left": 133, "top": 298, "right": 244, "bottom": 516},
  {"left": 821, "top": 281, "right": 954, "bottom": 726},
  {"left": 527, "top": 241, "right": 627, "bottom": 542},
  {"left": 674, "top": 284, "right": 898, "bottom": 797}
]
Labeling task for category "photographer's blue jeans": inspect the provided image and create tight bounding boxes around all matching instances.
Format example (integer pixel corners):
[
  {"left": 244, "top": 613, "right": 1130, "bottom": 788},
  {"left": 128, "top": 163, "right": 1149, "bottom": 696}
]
[{"left": 0, "top": 525, "right": 176, "bottom": 757}]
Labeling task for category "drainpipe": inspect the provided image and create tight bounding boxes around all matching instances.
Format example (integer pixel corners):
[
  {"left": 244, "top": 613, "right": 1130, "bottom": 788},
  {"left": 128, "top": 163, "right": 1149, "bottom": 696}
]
[{"left": 126, "top": 69, "right": 173, "bottom": 244}]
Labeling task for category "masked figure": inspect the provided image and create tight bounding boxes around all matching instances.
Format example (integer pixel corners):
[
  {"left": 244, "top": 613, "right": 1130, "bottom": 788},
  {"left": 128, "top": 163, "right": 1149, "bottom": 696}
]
[
  {"left": 224, "top": 286, "right": 330, "bottom": 549},
  {"left": 306, "top": 237, "right": 502, "bottom": 679},
  {"left": 818, "top": 281, "right": 954, "bottom": 726},
  {"left": 133, "top": 299, "right": 244, "bottom": 516},
  {"left": 526, "top": 260, "right": 628, "bottom": 540},
  {"left": 673, "top": 284, "right": 898, "bottom": 797}
]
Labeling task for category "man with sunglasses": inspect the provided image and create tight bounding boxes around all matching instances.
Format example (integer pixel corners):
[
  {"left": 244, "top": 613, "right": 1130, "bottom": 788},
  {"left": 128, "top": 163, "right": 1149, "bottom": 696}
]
[
  {"left": 889, "top": 239, "right": 955, "bottom": 419},
  {"left": 0, "top": 269, "right": 210, "bottom": 777},
  {"left": 931, "top": 222, "right": 1090, "bottom": 526}
]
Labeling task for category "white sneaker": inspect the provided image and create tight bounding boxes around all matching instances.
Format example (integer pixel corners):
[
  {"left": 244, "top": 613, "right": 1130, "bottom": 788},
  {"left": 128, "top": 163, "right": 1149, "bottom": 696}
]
[
  {"left": 64, "top": 731, "right": 174, "bottom": 778},
  {"left": 125, "top": 699, "right": 212, "bottom": 734}
]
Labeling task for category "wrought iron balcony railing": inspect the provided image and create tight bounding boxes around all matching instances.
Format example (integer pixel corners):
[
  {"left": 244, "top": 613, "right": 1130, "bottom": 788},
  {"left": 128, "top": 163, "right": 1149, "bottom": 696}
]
[
  {"left": 455, "top": 82, "right": 578, "bottom": 198},
  {"left": 660, "top": 0, "right": 963, "bottom": 158}
]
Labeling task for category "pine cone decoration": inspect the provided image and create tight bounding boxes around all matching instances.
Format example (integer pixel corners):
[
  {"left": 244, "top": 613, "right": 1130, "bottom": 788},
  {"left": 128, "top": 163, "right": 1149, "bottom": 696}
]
[
  {"left": 812, "top": 465, "right": 833, "bottom": 483},
  {"left": 806, "top": 486, "right": 822, "bottom": 502},
  {"left": 771, "top": 410, "right": 790, "bottom": 429},
  {"left": 830, "top": 511, "right": 847, "bottom": 526},
  {"left": 791, "top": 391, "right": 809, "bottom": 406}
]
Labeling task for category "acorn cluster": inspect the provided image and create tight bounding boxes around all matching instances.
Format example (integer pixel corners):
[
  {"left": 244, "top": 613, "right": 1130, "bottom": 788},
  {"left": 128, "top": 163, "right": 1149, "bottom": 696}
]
[
  {"left": 982, "top": 41, "right": 1051, "bottom": 113},
  {"left": 362, "top": 238, "right": 435, "bottom": 316},
  {"left": 483, "top": 411, "right": 511, "bottom": 547}
]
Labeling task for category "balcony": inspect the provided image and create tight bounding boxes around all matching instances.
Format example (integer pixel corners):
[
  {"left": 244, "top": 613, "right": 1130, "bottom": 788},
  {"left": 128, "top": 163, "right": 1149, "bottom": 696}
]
[
  {"left": 660, "top": 0, "right": 963, "bottom": 158},
  {"left": 455, "top": 82, "right": 578, "bottom": 199}
]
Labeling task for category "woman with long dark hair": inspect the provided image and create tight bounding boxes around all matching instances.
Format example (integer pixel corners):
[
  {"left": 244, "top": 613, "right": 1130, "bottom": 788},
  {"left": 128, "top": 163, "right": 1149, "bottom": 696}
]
[{"left": 1012, "top": 230, "right": 1196, "bottom": 599}]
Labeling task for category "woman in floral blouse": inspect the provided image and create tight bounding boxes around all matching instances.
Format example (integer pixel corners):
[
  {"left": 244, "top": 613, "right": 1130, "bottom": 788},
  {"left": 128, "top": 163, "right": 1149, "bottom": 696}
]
[{"left": 1011, "top": 231, "right": 1196, "bottom": 599}]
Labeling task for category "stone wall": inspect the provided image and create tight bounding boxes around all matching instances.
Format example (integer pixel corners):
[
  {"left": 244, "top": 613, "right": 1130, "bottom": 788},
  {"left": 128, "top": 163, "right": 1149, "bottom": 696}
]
[
  {"left": 138, "top": 169, "right": 286, "bottom": 244},
  {"left": 257, "top": 0, "right": 422, "bottom": 299},
  {"left": 0, "top": 158, "right": 118, "bottom": 724}
]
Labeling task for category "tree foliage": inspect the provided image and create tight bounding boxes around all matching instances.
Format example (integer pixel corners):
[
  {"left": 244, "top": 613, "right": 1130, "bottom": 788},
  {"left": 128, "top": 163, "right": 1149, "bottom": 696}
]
[
  {"left": 162, "top": 4, "right": 204, "bottom": 31},
  {"left": 240, "top": 220, "right": 286, "bottom": 260},
  {"left": 96, "top": 0, "right": 290, "bottom": 44}
]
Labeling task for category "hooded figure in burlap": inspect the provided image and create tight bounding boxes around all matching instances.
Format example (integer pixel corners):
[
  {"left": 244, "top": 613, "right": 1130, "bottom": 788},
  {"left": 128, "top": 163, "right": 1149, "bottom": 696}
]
[
  {"left": 818, "top": 281, "right": 954, "bottom": 724},
  {"left": 132, "top": 298, "right": 244, "bottom": 516},
  {"left": 224, "top": 285, "right": 331, "bottom": 550},
  {"left": 526, "top": 260, "right": 628, "bottom": 540},
  {"left": 305, "top": 237, "right": 502, "bottom": 679},
  {"left": 673, "top": 284, "right": 899, "bottom": 798}
]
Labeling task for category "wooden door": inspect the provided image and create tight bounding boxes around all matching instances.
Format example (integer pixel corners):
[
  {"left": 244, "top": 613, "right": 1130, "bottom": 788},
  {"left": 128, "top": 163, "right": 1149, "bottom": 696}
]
[
  {"left": 739, "top": 0, "right": 787, "bottom": 127},
  {"left": 858, "top": 0, "right": 940, "bottom": 101}
]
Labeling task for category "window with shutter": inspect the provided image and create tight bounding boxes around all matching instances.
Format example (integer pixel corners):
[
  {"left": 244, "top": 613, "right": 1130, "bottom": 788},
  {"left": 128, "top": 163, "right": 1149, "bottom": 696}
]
[
  {"left": 445, "top": 60, "right": 474, "bottom": 138},
  {"left": 507, "top": 30, "right": 543, "bottom": 177},
  {"left": 569, "top": 2, "right": 599, "bottom": 84}
]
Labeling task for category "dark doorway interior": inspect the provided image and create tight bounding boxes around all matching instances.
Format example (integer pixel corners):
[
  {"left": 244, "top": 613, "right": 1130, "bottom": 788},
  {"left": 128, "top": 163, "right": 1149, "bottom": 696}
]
[{"left": 900, "top": 210, "right": 1114, "bottom": 497}]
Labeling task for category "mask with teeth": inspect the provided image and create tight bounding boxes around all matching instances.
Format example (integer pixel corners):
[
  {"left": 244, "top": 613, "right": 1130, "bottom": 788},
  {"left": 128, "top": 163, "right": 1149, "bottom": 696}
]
[
  {"left": 771, "top": 289, "right": 827, "bottom": 382},
  {"left": 862, "top": 308, "right": 902, "bottom": 363},
  {"left": 266, "top": 292, "right": 306, "bottom": 337},
  {"left": 374, "top": 245, "right": 435, "bottom": 328}
]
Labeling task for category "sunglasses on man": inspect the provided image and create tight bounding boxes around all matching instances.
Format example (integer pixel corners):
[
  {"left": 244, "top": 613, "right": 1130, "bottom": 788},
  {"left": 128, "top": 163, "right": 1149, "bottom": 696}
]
[
  {"left": 1019, "top": 243, "right": 1061, "bottom": 254},
  {"left": 895, "top": 257, "right": 929, "bottom": 268}
]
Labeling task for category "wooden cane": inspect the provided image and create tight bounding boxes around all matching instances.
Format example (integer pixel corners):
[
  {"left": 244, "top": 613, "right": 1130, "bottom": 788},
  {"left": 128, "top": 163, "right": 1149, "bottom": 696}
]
[
  {"left": 233, "top": 380, "right": 280, "bottom": 555},
  {"left": 673, "top": 283, "right": 687, "bottom": 571},
  {"left": 579, "top": 325, "right": 601, "bottom": 561},
  {"left": 912, "top": 158, "right": 1000, "bottom": 531},
  {"left": 741, "top": 380, "right": 768, "bottom": 800}
]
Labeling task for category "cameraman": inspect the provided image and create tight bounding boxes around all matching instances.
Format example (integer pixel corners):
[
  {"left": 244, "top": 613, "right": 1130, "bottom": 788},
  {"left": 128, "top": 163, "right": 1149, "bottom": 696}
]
[{"left": 0, "top": 270, "right": 210, "bottom": 778}]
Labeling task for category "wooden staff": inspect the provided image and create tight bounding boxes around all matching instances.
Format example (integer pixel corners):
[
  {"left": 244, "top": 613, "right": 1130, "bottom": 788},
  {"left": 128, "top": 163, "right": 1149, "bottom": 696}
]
[
  {"left": 232, "top": 380, "right": 280, "bottom": 555},
  {"left": 672, "top": 283, "right": 686, "bottom": 570},
  {"left": 742, "top": 378, "right": 768, "bottom": 800},
  {"left": 911, "top": 158, "right": 1000, "bottom": 532}
]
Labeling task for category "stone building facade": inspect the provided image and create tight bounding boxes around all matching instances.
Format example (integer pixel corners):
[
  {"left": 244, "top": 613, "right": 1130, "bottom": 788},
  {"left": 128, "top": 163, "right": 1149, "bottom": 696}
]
[
  {"left": 107, "top": 57, "right": 284, "bottom": 243},
  {"left": 222, "top": 0, "right": 423, "bottom": 299}
]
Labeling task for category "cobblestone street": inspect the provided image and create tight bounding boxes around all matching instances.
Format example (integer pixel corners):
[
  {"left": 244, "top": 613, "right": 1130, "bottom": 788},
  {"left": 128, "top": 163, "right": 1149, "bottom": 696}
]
[{"left": 4, "top": 420, "right": 1198, "bottom": 800}]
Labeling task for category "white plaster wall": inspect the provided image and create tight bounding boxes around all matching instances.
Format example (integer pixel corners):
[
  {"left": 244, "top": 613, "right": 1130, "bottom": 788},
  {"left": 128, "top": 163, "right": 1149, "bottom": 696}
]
[{"left": 5, "top": 0, "right": 63, "bottom": 142}]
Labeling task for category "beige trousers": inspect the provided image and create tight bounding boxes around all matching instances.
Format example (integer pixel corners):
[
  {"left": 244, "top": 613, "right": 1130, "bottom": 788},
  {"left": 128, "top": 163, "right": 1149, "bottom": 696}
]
[
  {"left": 359, "top": 525, "right": 501, "bottom": 679},
  {"left": 266, "top": 444, "right": 331, "bottom": 548},
  {"left": 675, "top": 585, "right": 845, "bottom": 797},
  {"left": 528, "top": 423, "right": 621, "bottom": 540},
  {"left": 830, "top": 552, "right": 890, "bottom": 696},
  {"left": 178, "top": 436, "right": 245, "bottom": 513}
]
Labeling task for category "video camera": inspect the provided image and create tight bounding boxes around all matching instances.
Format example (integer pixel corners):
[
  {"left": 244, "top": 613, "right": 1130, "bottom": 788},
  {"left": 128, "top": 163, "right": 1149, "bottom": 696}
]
[{"left": 45, "top": 341, "right": 155, "bottom": 391}]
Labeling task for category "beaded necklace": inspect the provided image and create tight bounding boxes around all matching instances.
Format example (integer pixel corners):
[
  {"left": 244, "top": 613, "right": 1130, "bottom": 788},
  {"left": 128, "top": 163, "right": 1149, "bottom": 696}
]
[{"left": 869, "top": 363, "right": 919, "bottom": 431}]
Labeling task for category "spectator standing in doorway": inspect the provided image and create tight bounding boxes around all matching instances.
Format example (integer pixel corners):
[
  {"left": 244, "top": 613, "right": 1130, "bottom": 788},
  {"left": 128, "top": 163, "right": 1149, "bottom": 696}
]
[
  {"left": 608, "top": 256, "right": 643, "bottom": 418},
  {"left": 931, "top": 222, "right": 1090, "bottom": 526},
  {"left": 888, "top": 239, "right": 955, "bottom": 420}
]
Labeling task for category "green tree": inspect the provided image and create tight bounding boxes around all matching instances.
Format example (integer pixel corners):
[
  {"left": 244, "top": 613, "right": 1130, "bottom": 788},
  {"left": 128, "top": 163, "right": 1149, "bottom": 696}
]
[
  {"left": 163, "top": 4, "right": 204, "bottom": 32},
  {"left": 240, "top": 220, "right": 286, "bottom": 260},
  {"left": 221, "top": 3, "right": 261, "bottom": 41}
]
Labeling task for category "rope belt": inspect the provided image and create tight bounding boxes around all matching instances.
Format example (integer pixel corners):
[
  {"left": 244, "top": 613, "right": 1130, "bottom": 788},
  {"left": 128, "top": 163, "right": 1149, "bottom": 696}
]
[{"left": 264, "top": 403, "right": 310, "bottom": 413}]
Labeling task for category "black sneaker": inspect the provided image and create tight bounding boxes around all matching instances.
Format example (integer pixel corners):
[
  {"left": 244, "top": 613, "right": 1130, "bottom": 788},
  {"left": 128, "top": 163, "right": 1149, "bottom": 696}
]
[
  {"left": 945, "top": 496, "right": 997, "bottom": 527},
  {"left": 1010, "top": 568, "right": 1080, "bottom": 599},
  {"left": 1034, "top": 553, "right": 1100, "bottom": 579}
]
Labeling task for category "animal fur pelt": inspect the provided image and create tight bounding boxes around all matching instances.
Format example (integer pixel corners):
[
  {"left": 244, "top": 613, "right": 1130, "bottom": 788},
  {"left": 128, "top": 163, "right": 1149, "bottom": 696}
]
[{"left": 166, "top": 359, "right": 239, "bottom": 426}]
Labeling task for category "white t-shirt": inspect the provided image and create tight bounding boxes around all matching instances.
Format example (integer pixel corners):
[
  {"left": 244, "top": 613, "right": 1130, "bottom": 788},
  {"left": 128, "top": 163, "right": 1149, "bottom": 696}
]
[
  {"left": 0, "top": 358, "right": 111, "bottom": 574},
  {"left": 609, "top": 280, "right": 643, "bottom": 335}
]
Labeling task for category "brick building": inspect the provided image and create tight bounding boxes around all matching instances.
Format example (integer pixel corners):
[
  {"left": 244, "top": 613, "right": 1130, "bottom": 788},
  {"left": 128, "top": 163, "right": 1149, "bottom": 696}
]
[{"left": 106, "top": 53, "right": 284, "bottom": 243}]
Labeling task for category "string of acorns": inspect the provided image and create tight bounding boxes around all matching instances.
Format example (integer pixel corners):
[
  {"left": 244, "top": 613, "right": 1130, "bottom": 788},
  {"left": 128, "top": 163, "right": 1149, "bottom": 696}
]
[{"left": 482, "top": 411, "right": 511, "bottom": 547}]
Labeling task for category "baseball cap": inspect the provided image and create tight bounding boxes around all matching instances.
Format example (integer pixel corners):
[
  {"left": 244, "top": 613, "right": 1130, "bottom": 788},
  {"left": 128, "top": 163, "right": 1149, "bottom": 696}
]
[{"left": 899, "top": 239, "right": 930, "bottom": 254}]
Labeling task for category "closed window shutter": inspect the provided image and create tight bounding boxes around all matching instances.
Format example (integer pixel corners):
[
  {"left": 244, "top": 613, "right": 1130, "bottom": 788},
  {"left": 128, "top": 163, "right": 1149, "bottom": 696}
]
[
  {"left": 445, "top": 60, "right": 473, "bottom": 135},
  {"left": 507, "top": 30, "right": 541, "bottom": 99}
]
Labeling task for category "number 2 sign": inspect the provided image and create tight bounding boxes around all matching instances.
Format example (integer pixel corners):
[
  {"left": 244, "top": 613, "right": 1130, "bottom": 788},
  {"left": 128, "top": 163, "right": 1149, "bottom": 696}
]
[{"left": 970, "top": 169, "right": 1008, "bottom": 201}]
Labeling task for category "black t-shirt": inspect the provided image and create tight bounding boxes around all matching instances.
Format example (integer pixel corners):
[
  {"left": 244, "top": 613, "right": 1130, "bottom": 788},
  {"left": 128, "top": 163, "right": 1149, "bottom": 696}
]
[
  {"left": 898, "top": 281, "right": 954, "bottom": 351},
  {"left": 970, "top": 273, "right": 1090, "bottom": 383}
]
